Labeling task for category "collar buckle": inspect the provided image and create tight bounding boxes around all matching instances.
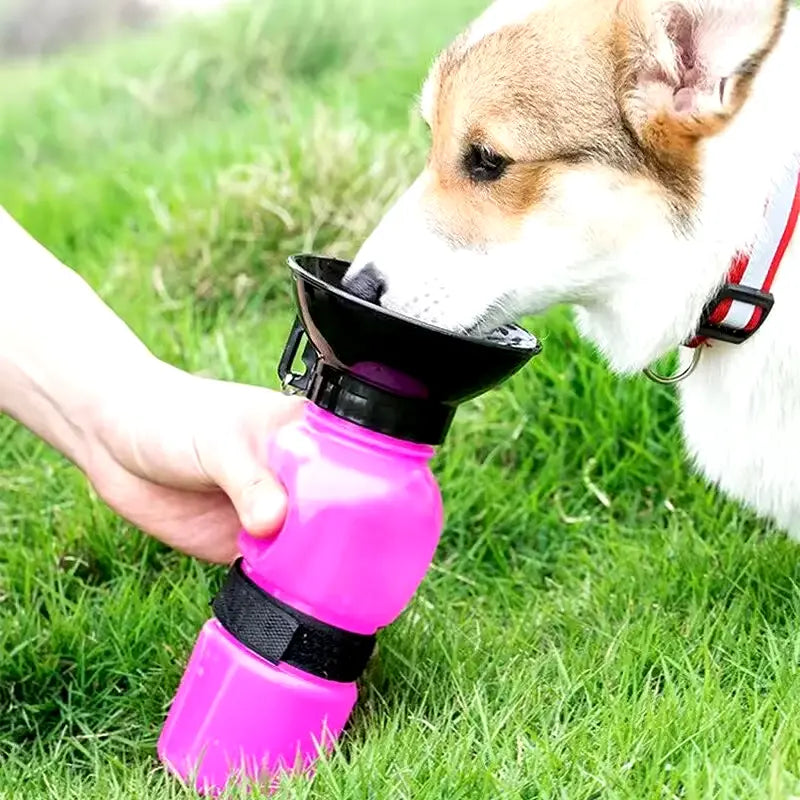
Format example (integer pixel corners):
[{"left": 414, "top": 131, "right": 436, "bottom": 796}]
[{"left": 693, "top": 283, "right": 775, "bottom": 345}]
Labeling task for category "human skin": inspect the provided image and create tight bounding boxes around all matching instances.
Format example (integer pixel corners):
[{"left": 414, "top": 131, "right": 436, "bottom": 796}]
[{"left": 0, "top": 206, "right": 302, "bottom": 563}]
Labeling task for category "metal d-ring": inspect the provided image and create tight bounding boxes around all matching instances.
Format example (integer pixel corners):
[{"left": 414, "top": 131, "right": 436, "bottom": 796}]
[{"left": 643, "top": 346, "right": 703, "bottom": 386}]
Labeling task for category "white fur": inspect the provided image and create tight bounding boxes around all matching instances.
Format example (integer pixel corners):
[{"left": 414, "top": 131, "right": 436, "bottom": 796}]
[
  {"left": 463, "top": 0, "right": 553, "bottom": 48},
  {"left": 350, "top": 0, "right": 800, "bottom": 538}
]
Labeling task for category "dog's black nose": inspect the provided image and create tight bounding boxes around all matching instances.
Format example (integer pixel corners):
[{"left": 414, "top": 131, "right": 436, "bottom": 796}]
[{"left": 343, "top": 263, "right": 387, "bottom": 305}]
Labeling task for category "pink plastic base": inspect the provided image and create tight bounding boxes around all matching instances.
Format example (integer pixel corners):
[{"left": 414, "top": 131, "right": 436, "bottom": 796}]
[
  {"left": 158, "top": 619, "right": 357, "bottom": 795},
  {"left": 158, "top": 406, "right": 442, "bottom": 794}
]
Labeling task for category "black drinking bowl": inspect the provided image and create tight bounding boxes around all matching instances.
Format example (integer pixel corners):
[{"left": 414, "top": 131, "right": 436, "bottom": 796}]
[{"left": 279, "top": 254, "right": 541, "bottom": 444}]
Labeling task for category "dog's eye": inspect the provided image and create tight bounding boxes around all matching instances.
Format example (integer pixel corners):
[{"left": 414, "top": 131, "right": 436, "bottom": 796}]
[{"left": 464, "top": 143, "right": 509, "bottom": 183}]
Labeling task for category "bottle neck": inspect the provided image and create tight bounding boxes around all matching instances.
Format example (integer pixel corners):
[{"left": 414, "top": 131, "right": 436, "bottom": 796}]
[
  {"left": 304, "top": 403, "right": 437, "bottom": 461},
  {"left": 305, "top": 362, "right": 456, "bottom": 446}
]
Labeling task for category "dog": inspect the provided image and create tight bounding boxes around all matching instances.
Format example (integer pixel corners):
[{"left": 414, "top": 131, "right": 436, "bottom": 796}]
[{"left": 345, "top": 0, "right": 800, "bottom": 538}]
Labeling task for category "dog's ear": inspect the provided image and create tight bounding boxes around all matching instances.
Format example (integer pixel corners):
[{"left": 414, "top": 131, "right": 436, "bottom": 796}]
[{"left": 616, "top": 0, "right": 789, "bottom": 147}]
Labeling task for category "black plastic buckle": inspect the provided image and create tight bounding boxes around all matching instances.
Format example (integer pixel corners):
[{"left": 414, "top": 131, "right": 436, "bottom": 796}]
[
  {"left": 277, "top": 317, "right": 318, "bottom": 394},
  {"left": 695, "top": 284, "right": 775, "bottom": 345}
]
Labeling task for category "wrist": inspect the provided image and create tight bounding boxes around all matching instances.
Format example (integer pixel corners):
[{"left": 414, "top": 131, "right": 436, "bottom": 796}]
[
  {"left": 1, "top": 326, "right": 159, "bottom": 473},
  {"left": 0, "top": 211, "right": 158, "bottom": 471},
  {"left": 87, "top": 357, "right": 210, "bottom": 485}
]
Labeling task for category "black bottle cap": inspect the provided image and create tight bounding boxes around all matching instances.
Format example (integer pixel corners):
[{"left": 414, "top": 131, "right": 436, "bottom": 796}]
[{"left": 278, "top": 255, "right": 541, "bottom": 445}]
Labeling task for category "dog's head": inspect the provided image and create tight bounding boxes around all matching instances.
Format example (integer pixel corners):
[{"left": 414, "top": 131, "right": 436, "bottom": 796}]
[{"left": 347, "top": 0, "right": 790, "bottom": 371}]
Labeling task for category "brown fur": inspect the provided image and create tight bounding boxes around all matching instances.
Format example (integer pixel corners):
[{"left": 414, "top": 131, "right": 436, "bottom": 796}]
[
  {"left": 613, "top": 0, "right": 789, "bottom": 219},
  {"left": 422, "top": 0, "right": 788, "bottom": 237},
  {"left": 424, "top": 0, "right": 640, "bottom": 245}
]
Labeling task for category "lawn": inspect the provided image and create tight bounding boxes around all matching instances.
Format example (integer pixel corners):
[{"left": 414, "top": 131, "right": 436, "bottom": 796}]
[{"left": 2, "top": 1, "right": 800, "bottom": 798}]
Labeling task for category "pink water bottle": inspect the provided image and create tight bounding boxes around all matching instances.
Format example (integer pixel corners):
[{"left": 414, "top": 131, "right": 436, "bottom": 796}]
[{"left": 157, "top": 255, "right": 540, "bottom": 794}]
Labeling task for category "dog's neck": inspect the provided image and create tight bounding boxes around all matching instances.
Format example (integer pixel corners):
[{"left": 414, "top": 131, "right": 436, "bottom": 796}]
[{"left": 575, "top": 10, "right": 800, "bottom": 374}]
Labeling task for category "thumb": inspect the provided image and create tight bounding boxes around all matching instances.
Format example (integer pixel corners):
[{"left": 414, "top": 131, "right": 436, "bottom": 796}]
[
  {"left": 217, "top": 456, "right": 289, "bottom": 537},
  {"left": 190, "top": 384, "right": 303, "bottom": 536}
]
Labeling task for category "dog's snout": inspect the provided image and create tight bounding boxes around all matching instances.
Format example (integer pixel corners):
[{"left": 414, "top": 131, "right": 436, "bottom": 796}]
[{"left": 343, "top": 263, "right": 387, "bottom": 305}]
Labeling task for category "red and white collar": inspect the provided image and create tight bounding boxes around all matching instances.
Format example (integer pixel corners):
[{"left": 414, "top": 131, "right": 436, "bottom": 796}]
[{"left": 687, "top": 167, "right": 800, "bottom": 348}]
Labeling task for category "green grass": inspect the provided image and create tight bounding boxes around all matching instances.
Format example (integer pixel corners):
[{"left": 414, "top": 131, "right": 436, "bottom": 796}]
[{"left": 2, "top": 2, "right": 800, "bottom": 798}]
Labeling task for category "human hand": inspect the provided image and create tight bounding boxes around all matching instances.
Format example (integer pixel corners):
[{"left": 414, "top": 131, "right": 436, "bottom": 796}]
[
  {"left": 85, "top": 362, "right": 305, "bottom": 564},
  {"left": 0, "top": 206, "right": 303, "bottom": 564}
]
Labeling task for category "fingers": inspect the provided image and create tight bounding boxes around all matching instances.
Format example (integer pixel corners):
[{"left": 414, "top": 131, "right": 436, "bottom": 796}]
[
  {"left": 219, "top": 465, "right": 289, "bottom": 537},
  {"left": 90, "top": 460, "right": 244, "bottom": 564},
  {"left": 196, "top": 389, "right": 304, "bottom": 537}
]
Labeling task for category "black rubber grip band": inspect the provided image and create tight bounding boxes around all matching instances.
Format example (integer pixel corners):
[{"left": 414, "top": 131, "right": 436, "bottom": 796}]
[{"left": 211, "top": 559, "right": 376, "bottom": 683}]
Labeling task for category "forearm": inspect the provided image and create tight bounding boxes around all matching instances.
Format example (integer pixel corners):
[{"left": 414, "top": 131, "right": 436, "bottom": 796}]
[{"left": 0, "top": 207, "right": 156, "bottom": 469}]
